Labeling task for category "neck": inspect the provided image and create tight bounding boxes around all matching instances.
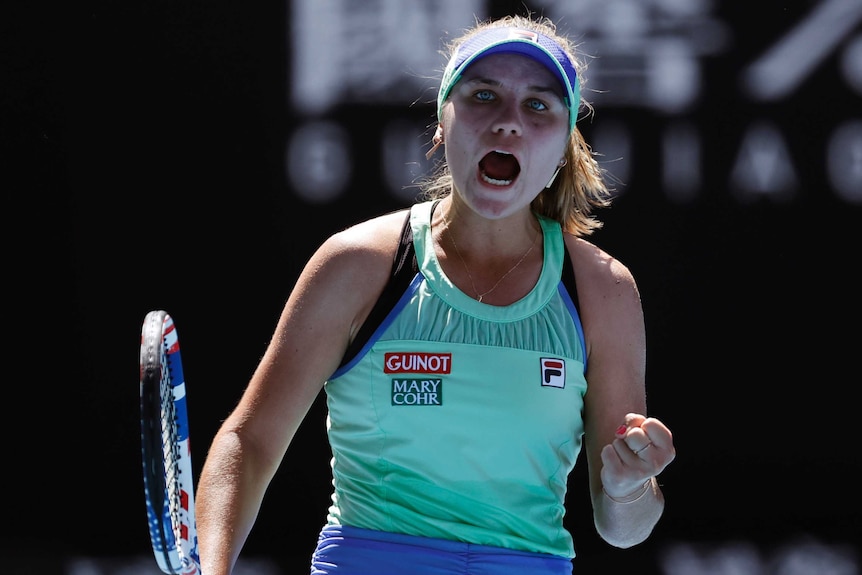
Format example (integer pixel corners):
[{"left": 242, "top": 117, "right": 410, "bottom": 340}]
[
  {"left": 434, "top": 199, "right": 539, "bottom": 255},
  {"left": 435, "top": 202, "right": 541, "bottom": 303}
]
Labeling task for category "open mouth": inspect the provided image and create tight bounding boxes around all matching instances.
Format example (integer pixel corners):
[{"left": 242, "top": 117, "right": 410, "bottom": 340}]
[{"left": 479, "top": 151, "right": 521, "bottom": 186}]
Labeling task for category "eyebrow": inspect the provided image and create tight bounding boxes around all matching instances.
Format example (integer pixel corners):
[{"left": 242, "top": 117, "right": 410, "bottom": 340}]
[{"left": 463, "top": 76, "right": 561, "bottom": 96}]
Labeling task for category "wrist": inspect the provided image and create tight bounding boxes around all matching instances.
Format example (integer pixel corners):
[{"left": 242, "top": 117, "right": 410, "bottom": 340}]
[{"left": 602, "top": 477, "right": 653, "bottom": 504}]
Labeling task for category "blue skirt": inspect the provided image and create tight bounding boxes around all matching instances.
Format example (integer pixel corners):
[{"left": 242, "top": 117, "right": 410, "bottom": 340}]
[{"left": 310, "top": 525, "right": 573, "bottom": 575}]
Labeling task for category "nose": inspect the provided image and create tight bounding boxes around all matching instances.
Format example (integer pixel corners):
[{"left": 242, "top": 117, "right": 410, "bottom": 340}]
[{"left": 491, "top": 101, "right": 523, "bottom": 137}]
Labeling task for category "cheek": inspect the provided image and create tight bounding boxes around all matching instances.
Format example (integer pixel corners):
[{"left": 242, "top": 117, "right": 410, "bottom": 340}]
[
  {"left": 442, "top": 123, "right": 478, "bottom": 172},
  {"left": 445, "top": 143, "right": 475, "bottom": 183},
  {"left": 540, "top": 132, "right": 569, "bottom": 171}
]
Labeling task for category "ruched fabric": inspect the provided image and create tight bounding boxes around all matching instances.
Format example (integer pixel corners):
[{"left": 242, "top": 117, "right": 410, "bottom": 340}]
[{"left": 311, "top": 525, "right": 573, "bottom": 575}]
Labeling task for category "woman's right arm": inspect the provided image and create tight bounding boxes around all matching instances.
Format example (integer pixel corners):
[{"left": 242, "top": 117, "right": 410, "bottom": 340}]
[{"left": 195, "top": 212, "right": 404, "bottom": 575}]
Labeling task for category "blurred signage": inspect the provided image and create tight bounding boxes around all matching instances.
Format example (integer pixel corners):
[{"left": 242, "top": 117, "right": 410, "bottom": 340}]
[{"left": 285, "top": 0, "right": 862, "bottom": 205}]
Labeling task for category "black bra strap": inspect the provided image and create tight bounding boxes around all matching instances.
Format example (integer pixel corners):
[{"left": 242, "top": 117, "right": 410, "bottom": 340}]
[
  {"left": 561, "top": 243, "right": 581, "bottom": 314},
  {"left": 339, "top": 210, "right": 417, "bottom": 368}
]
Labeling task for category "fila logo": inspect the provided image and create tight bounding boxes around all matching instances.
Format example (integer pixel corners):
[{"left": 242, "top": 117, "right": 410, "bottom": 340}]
[
  {"left": 507, "top": 29, "right": 539, "bottom": 43},
  {"left": 384, "top": 352, "right": 452, "bottom": 374},
  {"left": 541, "top": 358, "right": 566, "bottom": 389}
]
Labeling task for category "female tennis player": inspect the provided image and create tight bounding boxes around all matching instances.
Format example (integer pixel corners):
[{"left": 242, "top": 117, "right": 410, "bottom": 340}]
[{"left": 196, "top": 13, "right": 676, "bottom": 575}]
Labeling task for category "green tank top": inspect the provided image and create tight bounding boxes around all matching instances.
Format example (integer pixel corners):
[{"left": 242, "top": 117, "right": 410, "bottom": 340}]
[{"left": 324, "top": 200, "right": 588, "bottom": 558}]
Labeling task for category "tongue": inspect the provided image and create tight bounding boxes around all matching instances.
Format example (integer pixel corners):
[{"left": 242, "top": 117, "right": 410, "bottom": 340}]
[{"left": 480, "top": 152, "right": 520, "bottom": 181}]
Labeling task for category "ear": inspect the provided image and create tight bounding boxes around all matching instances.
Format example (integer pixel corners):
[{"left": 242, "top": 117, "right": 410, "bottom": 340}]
[
  {"left": 426, "top": 124, "right": 445, "bottom": 160},
  {"left": 433, "top": 124, "right": 444, "bottom": 145},
  {"left": 546, "top": 158, "right": 567, "bottom": 189}
]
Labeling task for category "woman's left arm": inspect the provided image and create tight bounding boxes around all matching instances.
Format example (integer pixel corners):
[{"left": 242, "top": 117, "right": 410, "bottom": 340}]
[{"left": 570, "top": 237, "right": 676, "bottom": 548}]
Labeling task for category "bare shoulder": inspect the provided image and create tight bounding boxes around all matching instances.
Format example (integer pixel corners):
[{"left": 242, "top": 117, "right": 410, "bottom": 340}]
[
  {"left": 316, "top": 207, "right": 410, "bottom": 272},
  {"left": 301, "top": 208, "right": 411, "bottom": 333},
  {"left": 564, "top": 235, "right": 640, "bottom": 299},
  {"left": 563, "top": 234, "right": 644, "bottom": 349}
]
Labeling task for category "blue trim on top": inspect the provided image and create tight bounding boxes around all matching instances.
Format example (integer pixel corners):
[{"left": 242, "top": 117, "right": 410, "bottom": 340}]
[
  {"left": 329, "top": 273, "right": 425, "bottom": 380},
  {"left": 557, "top": 282, "right": 587, "bottom": 374}
]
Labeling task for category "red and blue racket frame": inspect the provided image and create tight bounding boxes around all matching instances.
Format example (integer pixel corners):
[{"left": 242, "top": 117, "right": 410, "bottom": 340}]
[{"left": 140, "top": 310, "right": 200, "bottom": 574}]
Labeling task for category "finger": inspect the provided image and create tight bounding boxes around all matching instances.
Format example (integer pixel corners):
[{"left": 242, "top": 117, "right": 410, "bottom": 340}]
[
  {"left": 601, "top": 442, "right": 623, "bottom": 469},
  {"left": 640, "top": 418, "right": 673, "bottom": 451},
  {"left": 612, "top": 436, "right": 649, "bottom": 461},
  {"left": 623, "top": 413, "right": 646, "bottom": 428},
  {"left": 618, "top": 424, "right": 651, "bottom": 452},
  {"left": 631, "top": 441, "right": 654, "bottom": 457},
  {"left": 613, "top": 413, "right": 646, "bottom": 440}
]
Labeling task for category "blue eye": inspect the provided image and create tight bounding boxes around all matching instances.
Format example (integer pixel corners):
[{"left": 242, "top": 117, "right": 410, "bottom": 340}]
[
  {"left": 474, "top": 89, "right": 495, "bottom": 102},
  {"left": 527, "top": 99, "right": 548, "bottom": 112}
]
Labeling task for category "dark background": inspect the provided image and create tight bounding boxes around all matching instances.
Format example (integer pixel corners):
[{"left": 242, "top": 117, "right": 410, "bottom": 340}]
[{"left": 4, "top": 1, "right": 861, "bottom": 574}]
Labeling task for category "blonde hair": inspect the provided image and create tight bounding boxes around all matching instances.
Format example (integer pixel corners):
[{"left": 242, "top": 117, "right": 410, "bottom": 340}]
[{"left": 418, "top": 14, "right": 613, "bottom": 237}]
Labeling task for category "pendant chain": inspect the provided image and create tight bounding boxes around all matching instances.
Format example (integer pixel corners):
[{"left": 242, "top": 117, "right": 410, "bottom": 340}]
[{"left": 444, "top": 218, "right": 539, "bottom": 303}]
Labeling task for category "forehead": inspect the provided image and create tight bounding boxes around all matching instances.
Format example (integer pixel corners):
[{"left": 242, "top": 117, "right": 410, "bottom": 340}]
[{"left": 460, "top": 52, "right": 563, "bottom": 93}]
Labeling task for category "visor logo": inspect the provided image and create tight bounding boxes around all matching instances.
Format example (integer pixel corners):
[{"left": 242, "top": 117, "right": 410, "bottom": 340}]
[{"left": 508, "top": 29, "right": 539, "bottom": 43}]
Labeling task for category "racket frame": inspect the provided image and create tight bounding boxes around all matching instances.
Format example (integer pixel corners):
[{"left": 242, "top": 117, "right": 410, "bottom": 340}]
[{"left": 140, "top": 310, "right": 200, "bottom": 574}]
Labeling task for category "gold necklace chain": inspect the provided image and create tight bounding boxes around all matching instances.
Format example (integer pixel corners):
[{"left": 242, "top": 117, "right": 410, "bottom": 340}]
[{"left": 444, "top": 218, "right": 539, "bottom": 303}]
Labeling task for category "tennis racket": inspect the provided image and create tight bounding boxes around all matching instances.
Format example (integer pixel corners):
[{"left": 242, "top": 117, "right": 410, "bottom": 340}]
[{"left": 140, "top": 310, "right": 201, "bottom": 574}]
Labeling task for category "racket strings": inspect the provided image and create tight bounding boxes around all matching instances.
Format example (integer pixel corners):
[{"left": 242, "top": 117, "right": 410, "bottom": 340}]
[
  {"left": 160, "top": 342, "right": 184, "bottom": 547},
  {"left": 141, "top": 311, "right": 199, "bottom": 574}
]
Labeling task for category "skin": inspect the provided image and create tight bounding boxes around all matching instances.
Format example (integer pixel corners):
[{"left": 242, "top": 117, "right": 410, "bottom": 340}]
[
  {"left": 443, "top": 53, "right": 571, "bottom": 220},
  {"left": 196, "top": 52, "right": 675, "bottom": 575}
]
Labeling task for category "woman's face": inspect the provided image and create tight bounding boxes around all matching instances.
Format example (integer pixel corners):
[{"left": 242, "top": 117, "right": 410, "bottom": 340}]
[{"left": 442, "top": 52, "right": 570, "bottom": 219}]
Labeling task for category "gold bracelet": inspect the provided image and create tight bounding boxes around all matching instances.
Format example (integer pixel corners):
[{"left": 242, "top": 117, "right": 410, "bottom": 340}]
[{"left": 602, "top": 479, "right": 651, "bottom": 504}]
